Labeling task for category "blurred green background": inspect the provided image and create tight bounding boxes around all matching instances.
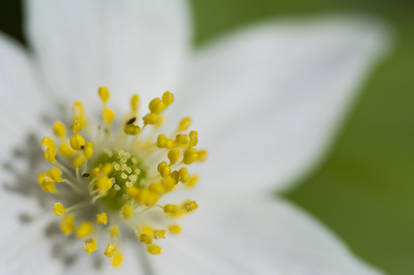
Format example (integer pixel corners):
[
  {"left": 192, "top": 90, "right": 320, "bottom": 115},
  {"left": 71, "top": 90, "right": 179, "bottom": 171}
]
[{"left": 1, "top": 0, "right": 414, "bottom": 274}]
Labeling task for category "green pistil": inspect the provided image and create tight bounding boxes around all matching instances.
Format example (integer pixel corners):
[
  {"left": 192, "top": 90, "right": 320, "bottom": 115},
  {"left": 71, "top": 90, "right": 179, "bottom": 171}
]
[{"left": 94, "top": 149, "right": 146, "bottom": 210}]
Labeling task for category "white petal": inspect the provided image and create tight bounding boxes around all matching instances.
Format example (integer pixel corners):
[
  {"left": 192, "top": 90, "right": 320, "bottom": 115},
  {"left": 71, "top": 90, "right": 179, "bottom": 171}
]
[
  {"left": 0, "top": 33, "right": 46, "bottom": 155},
  {"left": 150, "top": 195, "right": 383, "bottom": 275},
  {"left": 176, "top": 16, "right": 391, "bottom": 193},
  {"left": 0, "top": 220, "right": 63, "bottom": 275},
  {"left": 0, "top": 33, "right": 60, "bottom": 275},
  {"left": 0, "top": 32, "right": 47, "bottom": 225},
  {"left": 24, "top": 0, "right": 191, "bottom": 108}
]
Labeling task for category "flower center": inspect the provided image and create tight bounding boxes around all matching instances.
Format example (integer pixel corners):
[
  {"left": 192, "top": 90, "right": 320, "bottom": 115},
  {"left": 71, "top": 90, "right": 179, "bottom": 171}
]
[
  {"left": 37, "top": 88, "right": 206, "bottom": 268},
  {"left": 95, "top": 149, "right": 147, "bottom": 211}
]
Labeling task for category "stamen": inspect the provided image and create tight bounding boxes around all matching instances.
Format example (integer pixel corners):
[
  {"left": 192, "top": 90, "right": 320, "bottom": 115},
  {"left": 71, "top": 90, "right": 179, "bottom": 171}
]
[
  {"left": 53, "top": 202, "right": 67, "bottom": 216},
  {"left": 103, "top": 108, "right": 115, "bottom": 124},
  {"left": 60, "top": 214, "right": 75, "bottom": 235},
  {"left": 111, "top": 251, "right": 123, "bottom": 267},
  {"left": 162, "top": 91, "right": 174, "bottom": 107},
  {"left": 84, "top": 238, "right": 98, "bottom": 254},
  {"left": 104, "top": 243, "right": 117, "bottom": 257},
  {"left": 121, "top": 204, "right": 133, "bottom": 219},
  {"left": 41, "top": 137, "right": 55, "bottom": 150},
  {"left": 168, "top": 224, "right": 182, "bottom": 234},
  {"left": 109, "top": 225, "right": 120, "bottom": 237},
  {"left": 76, "top": 222, "right": 94, "bottom": 238},
  {"left": 96, "top": 212, "right": 108, "bottom": 225},
  {"left": 70, "top": 135, "right": 86, "bottom": 151},
  {"left": 147, "top": 244, "right": 161, "bottom": 255},
  {"left": 98, "top": 87, "right": 110, "bottom": 103},
  {"left": 177, "top": 117, "right": 192, "bottom": 132},
  {"left": 168, "top": 149, "right": 181, "bottom": 165},
  {"left": 53, "top": 121, "right": 67, "bottom": 138},
  {"left": 139, "top": 233, "right": 153, "bottom": 244},
  {"left": 130, "top": 94, "right": 140, "bottom": 114}
]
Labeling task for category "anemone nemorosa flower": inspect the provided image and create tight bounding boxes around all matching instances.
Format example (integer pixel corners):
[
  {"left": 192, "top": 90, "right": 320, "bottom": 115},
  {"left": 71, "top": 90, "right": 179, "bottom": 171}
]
[{"left": 0, "top": 0, "right": 390, "bottom": 274}]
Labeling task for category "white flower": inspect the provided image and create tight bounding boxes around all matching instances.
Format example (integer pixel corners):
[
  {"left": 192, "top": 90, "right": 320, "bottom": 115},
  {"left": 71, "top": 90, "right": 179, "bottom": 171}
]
[{"left": 0, "top": 0, "right": 390, "bottom": 274}]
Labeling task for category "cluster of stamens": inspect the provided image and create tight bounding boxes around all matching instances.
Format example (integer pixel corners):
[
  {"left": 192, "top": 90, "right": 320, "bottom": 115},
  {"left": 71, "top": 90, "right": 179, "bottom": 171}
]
[{"left": 37, "top": 87, "right": 206, "bottom": 267}]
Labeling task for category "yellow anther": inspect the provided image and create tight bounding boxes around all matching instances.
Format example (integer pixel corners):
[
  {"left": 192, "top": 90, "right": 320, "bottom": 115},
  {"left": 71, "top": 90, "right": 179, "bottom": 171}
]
[
  {"left": 96, "top": 176, "right": 113, "bottom": 194},
  {"left": 37, "top": 171, "right": 50, "bottom": 183},
  {"left": 72, "top": 155, "right": 86, "bottom": 168},
  {"left": 130, "top": 94, "right": 140, "bottom": 113},
  {"left": 101, "top": 163, "right": 113, "bottom": 176},
  {"left": 124, "top": 124, "right": 141, "bottom": 135},
  {"left": 91, "top": 167, "right": 101, "bottom": 178},
  {"left": 189, "top": 131, "right": 198, "bottom": 147},
  {"left": 126, "top": 186, "right": 140, "bottom": 199},
  {"left": 178, "top": 167, "right": 189, "bottom": 183},
  {"left": 155, "top": 115, "right": 165, "bottom": 128},
  {"left": 70, "top": 119, "right": 84, "bottom": 134},
  {"left": 59, "top": 142, "right": 75, "bottom": 157},
  {"left": 186, "top": 175, "right": 199, "bottom": 188},
  {"left": 121, "top": 204, "right": 133, "bottom": 219},
  {"left": 170, "top": 170, "right": 180, "bottom": 183},
  {"left": 69, "top": 134, "right": 85, "bottom": 150},
  {"left": 156, "top": 134, "right": 167, "bottom": 148},
  {"left": 149, "top": 97, "right": 165, "bottom": 114},
  {"left": 83, "top": 238, "right": 97, "bottom": 254},
  {"left": 71, "top": 101, "right": 86, "bottom": 134},
  {"left": 44, "top": 147, "right": 56, "bottom": 163},
  {"left": 38, "top": 172, "right": 56, "bottom": 192},
  {"left": 182, "top": 200, "right": 198, "bottom": 213},
  {"left": 40, "top": 181, "right": 56, "bottom": 193},
  {"left": 163, "top": 204, "right": 180, "bottom": 214},
  {"left": 41, "top": 136, "right": 55, "bottom": 150},
  {"left": 168, "top": 224, "right": 182, "bottom": 234},
  {"left": 198, "top": 149, "right": 208, "bottom": 162},
  {"left": 53, "top": 202, "right": 67, "bottom": 216},
  {"left": 137, "top": 189, "right": 158, "bottom": 206},
  {"left": 183, "top": 148, "right": 199, "bottom": 165},
  {"left": 48, "top": 167, "right": 62, "bottom": 182},
  {"left": 104, "top": 243, "right": 117, "bottom": 258},
  {"left": 147, "top": 244, "right": 162, "bottom": 255},
  {"left": 148, "top": 183, "right": 164, "bottom": 195},
  {"left": 162, "top": 91, "right": 174, "bottom": 107},
  {"left": 102, "top": 108, "right": 115, "bottom": 124},
  {"left": 52, "top": 121, "right": 66, "bottom": 138},
  {"left": 175, "top": 134, "right": 189, "bottom": 146},
  {"left": 111, "top": 251, "right": 123, "bottom": 267},
  {"left": 73, "top": 101, "right": 85, "bottom": 117},
  {"left": 139, "top": 233, "right": 153, "bottom": 244},
  {"left": 153, "top": 230, "right": 166, "bottom": 239},
  {"left": 83, "top": 141, "right": 94, "bottom": 159},
  {"left": 157, "top": 161, "right": 170, "bottom": 177},
  {"left": 177, "top": 117, "right": 192, "bottom": 132},
  {"left": 40, "top": 177, "right": 54, "bottom": 189},
  {"left": 96, "top": 212, "right": 108, "bottom": 225},
  {"left": 168, "top": 149, "right": 181, "bottom": 165},
  {"left": 109, "top": 225, "right": 120, "bottom": 237},
  {"left": 60, "top": 214, "right": 75, "bottom": 235},
  {"left": 140, "top": 225, "right": 154, "bottom": 236},
  {"left": 98, "top": 87, "right": 110, "bottom": 103},
  {"left": 164, "top": 141, "right": 174, "bottom": 150},
  {"left": 162, "top": 176, "right": 176, "bottom": 192},
  {"left": 76, "top": 222, "right": 94, "bottom": 238},
  {"left": 143, "top": 113, "right": 158, "bottom": 125}
]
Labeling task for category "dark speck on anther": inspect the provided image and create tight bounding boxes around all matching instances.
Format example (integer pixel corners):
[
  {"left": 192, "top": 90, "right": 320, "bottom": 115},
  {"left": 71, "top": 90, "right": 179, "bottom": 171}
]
[{"left": 127, "top": 117, "right": 136, "bottom": 125}]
